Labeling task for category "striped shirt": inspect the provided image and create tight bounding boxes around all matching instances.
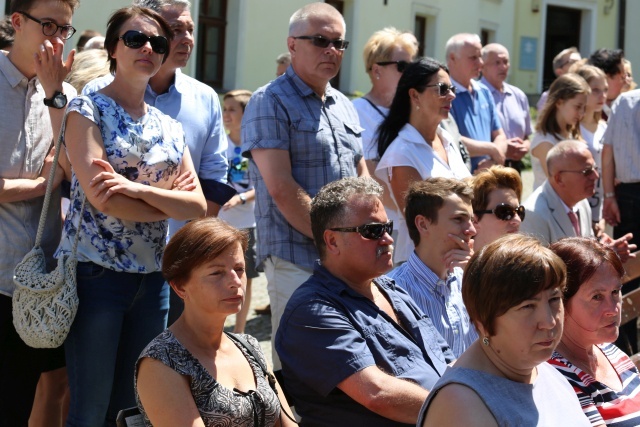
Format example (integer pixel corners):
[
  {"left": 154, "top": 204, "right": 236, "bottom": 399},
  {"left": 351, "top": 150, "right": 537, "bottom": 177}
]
[
  {"left": 549, "top": 343, "right": 640, "bottom": 426},
  {"left": 387, "top": 251, "right": 478, "bottom": 357},
  {"left": 602, "top": 89, "right": 640, "bottom": 183}
]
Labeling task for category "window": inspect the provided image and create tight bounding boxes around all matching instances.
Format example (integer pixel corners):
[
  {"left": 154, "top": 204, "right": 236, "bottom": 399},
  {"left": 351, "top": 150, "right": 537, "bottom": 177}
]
[
  {"left": 196, "top": 0, "right": 227, "bottom": 89},
  {"left": 414, "top": 16, "right": 426, "bottom": 57}
]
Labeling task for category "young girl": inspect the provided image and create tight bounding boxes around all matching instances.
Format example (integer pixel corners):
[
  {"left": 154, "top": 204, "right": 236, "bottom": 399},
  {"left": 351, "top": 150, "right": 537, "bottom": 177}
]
[
  {"left": 530, "top": 73, "right": 590, "bottom": 190},
  {"left": 219, "top": 89, "right": 258, "bottom": 334},
  {"left": 575, "top": 65, "right": 608, "bottom": 232}
]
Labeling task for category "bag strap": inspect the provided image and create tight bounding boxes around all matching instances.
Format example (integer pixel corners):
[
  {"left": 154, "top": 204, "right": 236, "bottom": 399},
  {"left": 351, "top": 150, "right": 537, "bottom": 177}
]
[
  {"left": 224, "top": 331, "right": 275, "bottom": 388},
  {"left": 34, "top": 107, "right": 86, "bottom": 253},
  {"left": 362, "top": 97, "right": 387, "bottom": 120}
]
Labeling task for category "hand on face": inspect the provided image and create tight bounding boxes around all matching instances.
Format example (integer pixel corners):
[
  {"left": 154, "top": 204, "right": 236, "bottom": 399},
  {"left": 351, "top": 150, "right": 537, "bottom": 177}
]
[
  {"left": 443, "top": 234, "right": 473, "bottom": 273},
  {"left": 34, "top": 37, "right": 74, "bottom": 95}
]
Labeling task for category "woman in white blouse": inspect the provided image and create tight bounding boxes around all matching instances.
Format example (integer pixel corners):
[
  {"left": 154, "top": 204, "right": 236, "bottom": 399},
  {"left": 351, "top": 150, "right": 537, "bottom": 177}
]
[{"left": 376, "top": 57, "right": 470, "bottom": 263}]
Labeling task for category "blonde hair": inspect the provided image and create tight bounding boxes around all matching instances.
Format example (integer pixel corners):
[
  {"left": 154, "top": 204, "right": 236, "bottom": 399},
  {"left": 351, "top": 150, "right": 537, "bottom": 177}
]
[
  {"left": 65, "top": 49, "right": 110, "bottom": 93},
  {"left": 573, "top": 64, "right": 607, "bottom": 122},
  {"left": 536, "top": 73, "right": 590, "bottom": 140},
  {"left": 362, "top": 27, "right": 418, "bottom": 73}
]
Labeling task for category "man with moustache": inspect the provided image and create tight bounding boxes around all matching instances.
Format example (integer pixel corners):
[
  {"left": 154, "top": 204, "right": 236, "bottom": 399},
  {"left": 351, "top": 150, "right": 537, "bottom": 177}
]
[
  {"left": 446, "top": 33, "right": 507, "bottom": 172},
  {"left": 480, "top": 43, "right": 531, "bottom": 174},
  {"left": 0, "top": 0, "right": 78, "bottom": 423},
  {"left": 276, "top": 177, "right": 453, "bottom": 426},
  {"left": 242, "top": 2, "right": 367, "bottom": 377},
  {"left": 388, "top": 178, "right": 478, "bottom": 358}
]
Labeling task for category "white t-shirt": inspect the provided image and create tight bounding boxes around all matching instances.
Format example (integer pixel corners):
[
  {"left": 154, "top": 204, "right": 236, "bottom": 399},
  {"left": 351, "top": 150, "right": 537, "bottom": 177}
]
[
  {"left": 217, "top": 140, "right": 256, "bottom": 229},
  {"left": 581, "top": 121, "right": 607, "bottom": 222},
  {"left": 376, "top": 124, "right": 471, "bottom": 263},
  {"left": 530, "top": 131, "right": 563, "bottom": 191}
]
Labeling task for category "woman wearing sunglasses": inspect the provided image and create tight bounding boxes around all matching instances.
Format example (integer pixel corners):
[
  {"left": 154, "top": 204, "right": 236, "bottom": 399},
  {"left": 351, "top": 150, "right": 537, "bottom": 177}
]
[
  {"left": 469, "top": 166, "right": 525, "bottom": 251},
  {"left": 352, "top": 28, "right": 417, "bottom": 251},
  {"left": 57, "top": 7, "right": 206, "bottom": 425},
  {"left": 375, "top": 57, "right": 470, "bottom": 264}
]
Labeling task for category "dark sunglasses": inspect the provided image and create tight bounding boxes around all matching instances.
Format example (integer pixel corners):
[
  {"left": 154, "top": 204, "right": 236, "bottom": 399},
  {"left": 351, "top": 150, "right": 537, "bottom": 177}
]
[
  {"left": 375, "top": 60, "right": 410, "bottom": 73},
  {"left": 119, "top": 30, "right": 168, "bottom": 55},
  {"left": 292, "top": 35, "right": 349, "bottom": 51},
  {"left": 19, "top": 11, "right": 76, "bottom": 40},
  {"left": 475, "top": 204, "right": 525, "bottom": 222},
  {"left": 330, "top": 220, "right": 393, "bottom": 240},
  {"left": 559, "top": 165, "right": 599, "bottom": 177},
  {"left": 424, "top": 82, "right": 456, "bottom": 97}
]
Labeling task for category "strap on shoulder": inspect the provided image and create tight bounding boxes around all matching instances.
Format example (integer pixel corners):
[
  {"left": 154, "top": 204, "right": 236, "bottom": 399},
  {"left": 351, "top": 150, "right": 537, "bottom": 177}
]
[{"left": 224, "top": 331, "right": 278, "bottom": 394}]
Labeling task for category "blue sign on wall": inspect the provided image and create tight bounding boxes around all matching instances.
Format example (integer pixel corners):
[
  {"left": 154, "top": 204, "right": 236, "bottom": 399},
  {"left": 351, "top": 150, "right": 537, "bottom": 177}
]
[{"left": 519, "top": 37, "right": 537, "bottom": 71}]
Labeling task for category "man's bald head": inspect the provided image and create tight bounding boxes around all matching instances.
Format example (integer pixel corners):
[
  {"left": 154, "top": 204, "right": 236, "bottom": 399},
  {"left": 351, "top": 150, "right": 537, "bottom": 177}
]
[{"left": 546, "top": 140, "right": 590, "bottom": 176}]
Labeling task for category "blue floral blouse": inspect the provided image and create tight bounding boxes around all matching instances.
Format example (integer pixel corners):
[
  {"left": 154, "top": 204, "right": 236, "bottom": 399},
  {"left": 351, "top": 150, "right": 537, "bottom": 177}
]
[{"left": 56, "top": 93, "right": 185, "bottom": 273}]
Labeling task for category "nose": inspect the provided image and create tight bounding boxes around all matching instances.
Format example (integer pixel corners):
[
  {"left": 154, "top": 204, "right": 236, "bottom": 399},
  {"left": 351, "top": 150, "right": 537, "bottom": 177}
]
[
  {"left": 380, "top": 231, "right": 394, "bottom": 245},
  {"left": 229, "top": 269, "right": 244, "bottom": 288},
  {"left": 538, "top": 301, "right": 559, "bottom": 330},
  {"left": 465, "top": 221, "right": 476, "bottom": 237},
  {"left": 140, "top": 40, "right": 153, "bottom": 53}
]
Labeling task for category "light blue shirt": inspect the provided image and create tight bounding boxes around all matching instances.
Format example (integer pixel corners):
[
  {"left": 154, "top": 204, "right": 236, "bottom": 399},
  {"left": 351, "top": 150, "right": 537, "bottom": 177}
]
[
  {"left": 388, "top": 251, "right": 478, "bottom": 357},
  {"left": 480, "top": 77, "right": 532, "bottom": 142},
  {"left": 602, "top": 89, "right": 640, "bottom": 183},
  {"left": 83, "top": 70, "right": 230, "bottom": 237}
]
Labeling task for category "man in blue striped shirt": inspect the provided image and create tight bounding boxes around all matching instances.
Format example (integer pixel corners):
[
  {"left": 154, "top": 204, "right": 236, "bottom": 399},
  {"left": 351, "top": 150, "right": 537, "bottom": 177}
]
[{"left": 388, "top": 178, "right": 478, "bottom": 357}]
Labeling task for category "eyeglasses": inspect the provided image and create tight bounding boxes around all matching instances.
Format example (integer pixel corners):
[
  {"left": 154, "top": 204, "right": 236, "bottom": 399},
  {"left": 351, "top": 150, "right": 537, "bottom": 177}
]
[
  {"left": 119, "top": 30, "right": 168, "bottom": 55},
  {"left": 375, "top": 60, "right": 410, "bottom": 73},
  {"left": 330, "top": 221, "right": 393, "bottom": 240},
  {"left": 559, "top": 165, "right": 599, "bottom": 177},
  {"left": 292, "top": 35, "right": 349, "bottom": 51},
  {"left": 19, "top": 11, "right": 76, "bottom": 40},
  {"left": 475, "top": 204, "right": 525, "bottom": 221},
  {"left": 424, "top": 82, "right": 456, "bottom": 97}
]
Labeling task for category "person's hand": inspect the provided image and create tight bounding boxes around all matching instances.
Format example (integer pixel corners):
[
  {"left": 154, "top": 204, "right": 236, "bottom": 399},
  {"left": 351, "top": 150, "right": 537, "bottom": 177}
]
[
  {"left": 171, "top": 170, "right": 196, "bottom": 192},
  {"left": 222, "top": 194, "right": 243, "bottom": 211},
  {"left": 443, "top": 234, "right": 474, "bottom": 273},
  {"left": 34, "top": 38, "right": 75, "bottom": 96},
  {"left": 603, "top": 197, "right": 621, "bottom": 226},
  {"left": 475, "top": 158, "right": 496, "bottom": 173},
  {"left": 505, "top": 138, "right": 528, "bottom": 161},
  {"left": 39, "top": 145, "right": 64, "bottom": 190},
  {"left": 90, "top": 158, "right": 143, "bottom": 203},
  {"left": 489, "top": 143, "right": 506, "bottom": 165},
  {"left": 601, "top": 232, "right": 636, "bottom": 263}
]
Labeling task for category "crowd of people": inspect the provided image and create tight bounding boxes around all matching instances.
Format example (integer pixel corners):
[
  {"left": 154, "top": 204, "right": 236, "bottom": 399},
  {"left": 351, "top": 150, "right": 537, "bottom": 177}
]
[{"left": 2, "top": 0, "right": 640, "bottom": 426}]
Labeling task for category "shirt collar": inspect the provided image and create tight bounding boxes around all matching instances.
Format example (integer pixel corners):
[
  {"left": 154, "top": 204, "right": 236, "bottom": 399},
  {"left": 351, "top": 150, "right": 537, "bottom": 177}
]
[
  {"left": 406, "top": 252, "right": 457, "bottom": 291},
  {"left": 312, "top": 261, "right": 396, "bottom": 299},
  {"left": 286, "top": 66, "right": 335, "bottom": 101},
  {"left": 0, "top": 52, "right": 29, "bottom": 89},
  {"left": 451, "top": 77, "right": 480, "bottom": 94},
  {"left": 480, "top": 76, "right": 512, "bottom": 96}
]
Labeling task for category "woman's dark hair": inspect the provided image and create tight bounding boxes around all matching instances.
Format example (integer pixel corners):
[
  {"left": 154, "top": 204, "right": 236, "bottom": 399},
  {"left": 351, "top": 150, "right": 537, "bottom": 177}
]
[
  {"left": 549, "top": 237, "right": 625, "bottom": 302},
  {"left": 104, "top": 6, "right": 173, "bottom": 74},
  {"left": 377, "top": 57, "right": 448, "bottom": 159}
]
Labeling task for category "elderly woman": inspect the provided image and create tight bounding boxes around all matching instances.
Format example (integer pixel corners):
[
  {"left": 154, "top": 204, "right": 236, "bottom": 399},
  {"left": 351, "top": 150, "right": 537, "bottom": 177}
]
[
  {"left": 549, "top": 237, "right": 640, "bottom": 426},
  {"left": 58, "top": 7, "right": 206, "bottom": 424},
  {"left": 470, "top": 165, "right": 525, "bottom": 251},
  {"left": 420, "top": 234, "right": 589, "bottom": 426},
  {"left": 375, "top": 57, "right": 469, "bottom": 263},
  {"left": 136, "top": 218, "right": 295, "bottom": 427}
]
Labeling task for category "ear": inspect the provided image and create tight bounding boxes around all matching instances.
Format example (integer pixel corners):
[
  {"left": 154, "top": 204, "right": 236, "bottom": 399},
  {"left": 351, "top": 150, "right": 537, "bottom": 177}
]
[
  {"left": 287, "top": 37, "right": 296, "bottom": 57},
  {"left": 170, "top": 280, "right": 187, "bottom": 300},
  {"left": 324, "top": 229, "right": 340, "bottom": 255},
  {"left": 408, "top": 87, "right": 420, "bottom": 106},
  {"left": 414, "top": 214, "right": 431, "bottom": 235},
  {"left": 10, "top": 12, "right": 22, "bottom": 33}
]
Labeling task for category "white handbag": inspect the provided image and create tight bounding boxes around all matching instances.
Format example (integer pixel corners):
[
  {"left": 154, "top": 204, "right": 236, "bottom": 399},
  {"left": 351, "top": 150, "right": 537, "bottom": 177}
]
[{"left": 12, "top": 111, "right": 86, "bottom": 349}]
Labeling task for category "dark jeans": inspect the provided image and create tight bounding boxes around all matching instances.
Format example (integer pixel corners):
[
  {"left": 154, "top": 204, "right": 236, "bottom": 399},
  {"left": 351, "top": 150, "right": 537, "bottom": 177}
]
[
  {"left": 65, "top": 263, "right": 168, "bottom": 427},
  {"left": 613, "top": 183, "right": 640, "bottom": 355},
  {"left": 0, "top": 295, "right": 65, "bottom": 427}
]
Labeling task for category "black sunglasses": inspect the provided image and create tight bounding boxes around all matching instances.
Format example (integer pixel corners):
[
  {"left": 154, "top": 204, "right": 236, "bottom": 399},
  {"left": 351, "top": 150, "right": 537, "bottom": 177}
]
[
  {"left": 119, "top": 30, "right": 168, "bottom": 55},
  {"left": 424, "top": 82, "right": 456, "bottom": 97},
  {"left": 330, "top": 221, "right": 393, "bottom": 240},
  {"left": 475, "top": 204, "right": 525, "bottom": 222},
  {"left": 375, "top": 60, "right": 410, "bottom": 73},
  {"left": 19, "top": 11, "right": 76, "bottom": 40},
  {"left": 292, "top": 35, "right": 349, "bottom": 51},
  {"left": 559, "top": 165, "right": 599, "bottom": 177}
]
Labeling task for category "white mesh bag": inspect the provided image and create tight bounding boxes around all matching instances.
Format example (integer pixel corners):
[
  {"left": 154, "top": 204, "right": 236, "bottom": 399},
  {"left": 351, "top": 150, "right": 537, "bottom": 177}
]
[{"left": 12, "top": 112, "right": 86, "bottom": 349}]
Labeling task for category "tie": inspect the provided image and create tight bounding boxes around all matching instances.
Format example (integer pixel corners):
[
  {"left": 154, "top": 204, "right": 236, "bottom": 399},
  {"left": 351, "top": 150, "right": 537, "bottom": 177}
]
[{"left": 568, "top": 211, "right": 581, "bottom": 236}]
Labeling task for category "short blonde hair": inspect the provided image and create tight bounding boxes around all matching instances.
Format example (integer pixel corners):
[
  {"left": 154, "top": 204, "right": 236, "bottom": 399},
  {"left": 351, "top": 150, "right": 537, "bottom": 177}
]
[
  {"left": 66, "top": 49, "right": 110, "bottom": 93},
  {"left": 362, "top": 27, "right": 418, "bottom": 72}
]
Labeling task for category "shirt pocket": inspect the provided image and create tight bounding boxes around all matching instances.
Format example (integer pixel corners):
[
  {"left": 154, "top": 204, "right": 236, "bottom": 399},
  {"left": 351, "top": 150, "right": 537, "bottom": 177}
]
[
  {"left": 362, "top": 322, "right": 416, "bottom": 376},
  {"left": 415, "top": 317, "right": 450, "bottom": 363}
]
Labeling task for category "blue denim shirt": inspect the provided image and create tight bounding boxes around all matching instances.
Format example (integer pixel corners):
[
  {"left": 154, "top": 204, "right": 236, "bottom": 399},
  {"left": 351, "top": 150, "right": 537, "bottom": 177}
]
[
  {"left": 275, "top": 263, "right": 454, "bottom": 427},
  {"left": 241, "top": 67, "right": 364, "bottom": 268}
]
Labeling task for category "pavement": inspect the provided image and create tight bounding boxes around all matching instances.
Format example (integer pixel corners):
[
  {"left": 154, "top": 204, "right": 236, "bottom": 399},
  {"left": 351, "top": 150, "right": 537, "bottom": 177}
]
[{"left": 226, "top": 169, "right": 536, "bottom": 368}]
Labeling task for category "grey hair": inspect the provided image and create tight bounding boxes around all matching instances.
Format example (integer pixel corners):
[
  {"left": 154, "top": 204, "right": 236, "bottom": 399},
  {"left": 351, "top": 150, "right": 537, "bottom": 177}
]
[
  {"left": 132, "top": 0, "right": 191, "bottom": 12},
  {"left": 481, "top": 43, "right": 509, "bottom": 61},
  {"left": 310, "top": 177, "right": 383, "bottom": 259},
  {"left": 445, "top": 33, "right": 481, "bottom": 61},
  {"left": 288, "top": 2, "right": 345, "bottom": 37},
  {"left": 276, "top": 52, "right": 291, "bottom": 65},
  {"left": 546, "top": 140, "right": 590, "bottom": 176}
]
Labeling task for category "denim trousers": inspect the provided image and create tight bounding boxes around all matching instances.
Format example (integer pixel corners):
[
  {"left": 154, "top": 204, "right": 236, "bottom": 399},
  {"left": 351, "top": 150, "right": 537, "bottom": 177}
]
[{"left": 65, "top": 262, "right": 169, "bottom": 427}]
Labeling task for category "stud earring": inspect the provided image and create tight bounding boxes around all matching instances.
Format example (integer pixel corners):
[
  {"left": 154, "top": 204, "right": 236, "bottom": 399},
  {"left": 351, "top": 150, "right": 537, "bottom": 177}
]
[
  {"left": 482, "top": 336, "right": 489, "bottom": 346},
  {"left": 416, "top": 105, "right": 420, "bottom": 110}
]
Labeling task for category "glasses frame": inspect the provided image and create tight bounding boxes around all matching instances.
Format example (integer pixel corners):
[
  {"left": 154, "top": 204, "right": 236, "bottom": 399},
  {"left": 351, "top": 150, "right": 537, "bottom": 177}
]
[
  {"left": 475, "top": 203, "right": 526, "bottom": 222},
  {"left": 424, "top": 82, "right": 457, "bottom": 97},
  {"left": 375, "top": 60, "right": 410, "bottom": 73},
  {"left": 118, "top": 30, "right": 169, "bottom": 55},
  {"left": 292, "top": 35, "right": 349, "bottom": 51},
  {"left": 19, "top": 11, "right": 76, "bottom": 40},
  {"left": 558, "top": 165, "right": 599, "bottom": 177},
  {"left": 330, "top": 221, "right": 393, "bottom": 240}
]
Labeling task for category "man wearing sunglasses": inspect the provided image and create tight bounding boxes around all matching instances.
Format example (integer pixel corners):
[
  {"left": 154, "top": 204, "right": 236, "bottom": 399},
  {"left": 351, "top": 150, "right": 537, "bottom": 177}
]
[
  {"left": 242, "top": 2, "right": 367, "bottom": 378},
  {"left": 276, "top": 177, "right": 454, "bottom": 426},
  {"left": 0, "top": 0, "right": 79, "bottom": 424},
  {"left": 445, "top": 33, "right": 508, "bottom": 172},
  {"left": 388, "top": 178, "right": 478, "bottom": 358},
  {"left": 480, "top": 43, "right": 531, "bottom": 174}
]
